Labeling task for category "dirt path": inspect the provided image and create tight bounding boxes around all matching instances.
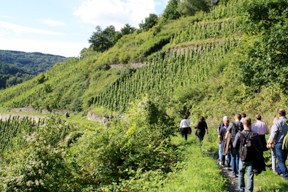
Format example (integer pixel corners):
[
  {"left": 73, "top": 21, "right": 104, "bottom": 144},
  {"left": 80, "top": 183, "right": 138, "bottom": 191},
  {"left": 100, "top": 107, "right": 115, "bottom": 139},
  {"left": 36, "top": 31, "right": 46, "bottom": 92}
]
[{"left": 220, "top": 165, "right": 238, "bottom": 192}]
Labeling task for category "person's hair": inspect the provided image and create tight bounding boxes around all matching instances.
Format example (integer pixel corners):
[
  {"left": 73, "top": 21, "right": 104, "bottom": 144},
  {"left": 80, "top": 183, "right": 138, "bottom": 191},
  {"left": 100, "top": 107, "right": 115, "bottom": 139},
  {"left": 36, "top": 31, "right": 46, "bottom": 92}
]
[
  {"left": 255, "top": 114, "right": 261, "bottom": 120},
  {"left": 184, "top": 114, "right": 189, "bottom": 119},
  {"left": 243, "top": 117, "right": 251, "bottom": 127},
  {"left": 278, "top": 109, "right": 286, "bottom": 117},
  {"left": 241, "top": 113, "right": 246, "bottom": 118},
  {"left": 235, "top": 114, "right": 241, "bottom": 120},
  {"left": 199, "top": 116, "right": 205, "bottom": 121}
]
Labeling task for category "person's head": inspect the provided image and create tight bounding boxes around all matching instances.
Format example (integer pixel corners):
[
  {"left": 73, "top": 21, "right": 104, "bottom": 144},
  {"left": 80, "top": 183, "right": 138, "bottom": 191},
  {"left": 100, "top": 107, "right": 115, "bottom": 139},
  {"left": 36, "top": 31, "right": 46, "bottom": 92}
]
[
  {"left": 223, "top": 116, "right": 229, "bottom": 125},
  {"left": 235, "top": 114, "right": 241, "bottom": 121},
  {"left": 241, "top": 113, "right": 246, "bottom": 119},
  {"left": 199, "top": 116, "right": 205, "bottom": 122},
  {"left": 184, "top": 114, "right": 189, "bottom": 119},
  {"left": 243, "top": 117, "right": 252, "bottom": 130},
  {"left": 278, "top": 109, "right": 286, "bottom": 117},
  {"left": 255, "top": 114, "right": 261, "bottom": 121}
]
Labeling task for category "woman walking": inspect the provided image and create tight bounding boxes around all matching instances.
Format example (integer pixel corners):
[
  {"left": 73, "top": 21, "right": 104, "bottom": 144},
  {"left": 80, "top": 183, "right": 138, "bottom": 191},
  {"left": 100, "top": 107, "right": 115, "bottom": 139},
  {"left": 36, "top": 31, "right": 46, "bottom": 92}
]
[
  {"left": 195, "top": 116, "right": 208, "bottom": 142},
  {"left": 179, "top": 114, "right": 191, "bottom": 141}
]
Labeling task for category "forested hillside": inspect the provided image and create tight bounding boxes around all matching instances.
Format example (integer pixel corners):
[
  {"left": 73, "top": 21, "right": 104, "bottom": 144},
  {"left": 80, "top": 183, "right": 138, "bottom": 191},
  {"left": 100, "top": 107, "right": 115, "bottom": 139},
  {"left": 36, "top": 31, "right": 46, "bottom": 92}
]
[
  {"left": 0, "top": 50, "right": 66, "bottom": 89},
  {"left": 0, "top": 0, "right": 288, "bottom": 191}
]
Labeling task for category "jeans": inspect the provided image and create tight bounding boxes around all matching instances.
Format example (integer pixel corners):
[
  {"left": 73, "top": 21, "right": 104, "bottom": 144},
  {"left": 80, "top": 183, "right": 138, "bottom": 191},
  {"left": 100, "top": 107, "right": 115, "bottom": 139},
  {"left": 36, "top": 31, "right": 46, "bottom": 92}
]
[
  {"left": 271, "top": 148, "right": 276, "bottom": 172},
  {"left": 225, "top": 152, "right": 231, "bottom": 167},
  {"left": 239, "top": 160, "right": 254, "bottom": 192},
  {"left": 219, "top": 143, "right": 224, "bottom": 164},
  {"left": 275, "top": 143, "right": 288, "bottom": 178},
  {"left": 231, "top": 148, "right": 239, "bottom": 174}
]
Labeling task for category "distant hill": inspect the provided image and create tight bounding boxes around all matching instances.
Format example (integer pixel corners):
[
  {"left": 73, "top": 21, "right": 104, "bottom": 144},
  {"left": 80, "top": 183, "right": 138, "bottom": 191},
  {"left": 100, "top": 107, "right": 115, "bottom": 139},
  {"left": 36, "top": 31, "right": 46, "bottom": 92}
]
[{"left": 0, "top": 50, "right": 66, "bottom": 89}]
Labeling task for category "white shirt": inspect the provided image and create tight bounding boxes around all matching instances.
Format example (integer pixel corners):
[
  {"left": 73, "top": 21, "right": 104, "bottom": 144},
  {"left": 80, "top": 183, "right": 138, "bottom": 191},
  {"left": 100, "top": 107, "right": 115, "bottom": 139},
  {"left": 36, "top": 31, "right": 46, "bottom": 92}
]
[{"left": 180, "top": 119, "right": 190, "bottom": 128}]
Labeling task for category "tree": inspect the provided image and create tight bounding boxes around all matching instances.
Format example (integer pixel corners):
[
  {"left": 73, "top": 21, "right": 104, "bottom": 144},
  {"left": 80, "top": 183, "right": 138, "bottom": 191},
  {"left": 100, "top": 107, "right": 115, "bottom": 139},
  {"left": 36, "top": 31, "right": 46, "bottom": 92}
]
[
  {"left": 79, "top": 48, "right": 88, "bottom": 59},
  {"left": 139, "top": 13, "right": 158, "bottom": 31},
  {"left": 240, "top": 1, "right": 288, "bottom": 91},
  {"left": 89, "top": 25, "right": 121, "bottom": 52},
  {"left": 178, "top": 0, "right": 213, "bottom": 16},
  {"left": 162, "top": 0, "right": 181, "bottom": 21},
  {"left": 120, "top": 24, "right": 136, "bottom": 36}
]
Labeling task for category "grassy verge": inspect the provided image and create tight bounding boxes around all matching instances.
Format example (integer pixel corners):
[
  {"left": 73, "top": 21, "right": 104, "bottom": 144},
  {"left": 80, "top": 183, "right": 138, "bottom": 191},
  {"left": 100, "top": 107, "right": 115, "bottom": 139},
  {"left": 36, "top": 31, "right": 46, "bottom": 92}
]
[
  {"left": 254, "top": 169, "right": 288, "bottom": 191},
  {"left": 159, "top": 131, "right": 227, "bottom": 192}
]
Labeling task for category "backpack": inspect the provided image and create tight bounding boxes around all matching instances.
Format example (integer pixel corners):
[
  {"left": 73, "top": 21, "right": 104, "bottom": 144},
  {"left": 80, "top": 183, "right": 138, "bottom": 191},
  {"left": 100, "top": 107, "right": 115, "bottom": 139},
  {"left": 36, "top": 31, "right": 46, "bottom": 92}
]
[{"left": 239, "top": 131, "right": 255, "bottom": 162}]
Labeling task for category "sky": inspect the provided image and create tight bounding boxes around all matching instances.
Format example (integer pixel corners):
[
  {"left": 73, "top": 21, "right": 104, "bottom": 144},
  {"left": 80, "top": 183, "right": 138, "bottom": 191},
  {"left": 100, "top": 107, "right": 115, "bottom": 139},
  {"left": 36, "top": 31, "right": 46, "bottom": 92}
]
[{"left": 0, "top": 0, "right": 169, "bottom": 57}]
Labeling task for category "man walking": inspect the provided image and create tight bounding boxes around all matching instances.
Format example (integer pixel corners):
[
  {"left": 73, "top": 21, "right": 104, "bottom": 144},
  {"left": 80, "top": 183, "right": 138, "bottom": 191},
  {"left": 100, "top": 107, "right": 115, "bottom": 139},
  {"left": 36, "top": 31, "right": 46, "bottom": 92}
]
[
  {"left": 218, "top": 116, "right": 230, "bottom": 166},
  {"left": 267, "top": 109, "right": 288, "bottom": 180},
  {"left": 233, "top": 117, "right": 262, "bottom": 192},
  {"left": 227, "top": 114, "right": 242, "bottom": 177}
]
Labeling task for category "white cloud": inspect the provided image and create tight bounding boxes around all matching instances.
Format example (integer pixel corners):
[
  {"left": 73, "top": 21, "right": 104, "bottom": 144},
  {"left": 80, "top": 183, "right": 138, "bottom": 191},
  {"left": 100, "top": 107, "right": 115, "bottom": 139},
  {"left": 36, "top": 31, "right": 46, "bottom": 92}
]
[
  {"left": 41, "top": 19, "right": 66, "bottom": 27},
  {"left": 0, "top": 37, "right": 88, "bottom": 57},
  {"left": 0, "top": 21, "right": 63, "bottom": 36},
  {"left": 74, "top": 0, "right": 168, "bottom": 30}
]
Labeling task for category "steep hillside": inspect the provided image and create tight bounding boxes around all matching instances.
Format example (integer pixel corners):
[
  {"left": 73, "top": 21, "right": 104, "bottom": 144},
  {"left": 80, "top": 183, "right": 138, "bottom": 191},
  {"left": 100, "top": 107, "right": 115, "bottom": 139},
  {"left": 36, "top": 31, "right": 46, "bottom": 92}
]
[
  {"left": 0, "top": 0, "right": 251, "bottom": 113},
  {"left": 0, "top": 0, "right": 287, "bottom": 122},
  {"left": 0, "top": 50, "right": 66, "bottom": 89}
]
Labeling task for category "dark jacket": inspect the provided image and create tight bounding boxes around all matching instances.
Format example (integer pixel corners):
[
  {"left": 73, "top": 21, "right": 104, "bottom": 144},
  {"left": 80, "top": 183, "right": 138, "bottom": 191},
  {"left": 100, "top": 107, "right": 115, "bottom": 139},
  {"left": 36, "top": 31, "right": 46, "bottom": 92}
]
[{"left": 233, "top": 129, "right": 265, "bottom": 174}]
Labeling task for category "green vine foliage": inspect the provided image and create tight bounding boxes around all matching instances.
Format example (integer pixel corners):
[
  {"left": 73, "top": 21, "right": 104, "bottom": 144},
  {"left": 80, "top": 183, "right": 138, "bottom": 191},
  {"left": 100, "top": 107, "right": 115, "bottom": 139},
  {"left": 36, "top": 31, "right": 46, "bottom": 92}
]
[
  {"left": 0, "top": 118, "right": 79, "bottom": 192},
  {"left": 240, "top": 0, "right": 288, "bottom": 91}
]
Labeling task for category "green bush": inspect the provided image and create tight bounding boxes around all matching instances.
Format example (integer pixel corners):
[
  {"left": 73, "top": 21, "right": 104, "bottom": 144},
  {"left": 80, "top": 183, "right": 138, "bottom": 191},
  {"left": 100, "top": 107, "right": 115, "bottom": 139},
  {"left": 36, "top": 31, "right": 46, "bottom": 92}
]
[{"left": 66, "top": 98, "right": 178, "bottom": 190}]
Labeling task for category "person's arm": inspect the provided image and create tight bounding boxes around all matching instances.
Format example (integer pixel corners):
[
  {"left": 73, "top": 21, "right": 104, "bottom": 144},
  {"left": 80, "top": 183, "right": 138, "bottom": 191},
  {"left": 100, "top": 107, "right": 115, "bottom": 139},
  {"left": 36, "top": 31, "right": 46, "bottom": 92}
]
[
  {"left": 233, "top": 132, "right": 240, "bottom": 148},
  {"left": 218, "top": 128, "right": 222, "bottom": 144},
  {"left": 194, "top": 121, "right": 199, "bottom": 129},
  {"left": 179, "top": 120, "right": 183, "bottom": 128},
  {"left": 267, "top": 124, "right": 277, "bottom": 148},
  {"left": 264, "top": 123, "right": 269, "bottom": 135},
  {"left": 205, "top": 121, "right": 208, "bottom": 134}
]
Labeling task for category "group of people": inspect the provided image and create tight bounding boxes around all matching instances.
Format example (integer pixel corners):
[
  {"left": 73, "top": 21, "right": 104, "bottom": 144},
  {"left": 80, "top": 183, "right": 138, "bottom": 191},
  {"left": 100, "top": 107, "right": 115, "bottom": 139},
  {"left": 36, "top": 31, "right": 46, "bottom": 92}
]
[
  {"left": 218, "top": 109, "right": 288, "bottom": 192},
  {"left": 179, "top": 114, "right": 208, "bottom": 142},
  {"left": 179, "top": 109, "right": 288, "bottom": 192}
]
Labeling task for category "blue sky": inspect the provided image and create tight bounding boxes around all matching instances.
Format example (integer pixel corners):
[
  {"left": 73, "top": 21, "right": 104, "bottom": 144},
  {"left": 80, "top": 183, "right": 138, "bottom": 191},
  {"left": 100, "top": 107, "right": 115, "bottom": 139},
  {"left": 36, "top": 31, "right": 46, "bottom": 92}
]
[{"left": 0, "top": 0, "right": 169, "bottom": 57}]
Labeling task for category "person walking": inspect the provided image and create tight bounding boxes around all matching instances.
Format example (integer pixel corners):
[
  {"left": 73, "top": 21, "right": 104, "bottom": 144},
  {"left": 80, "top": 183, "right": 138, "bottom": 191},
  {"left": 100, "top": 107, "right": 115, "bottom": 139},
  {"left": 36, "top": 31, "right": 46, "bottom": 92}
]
[
  {"left": 226, "top": 114, "right": 242, "bottom": 177},
  {"left": 218, "top": 116, "right": 230, "bottom": 166},
  {"left": 195, "top": 116, "right": 208, "bottom": 142},
  {"left": 179, "top": 114, "right": 191, "bottom": 141},
  {"left": 269, "top": 117, "right": 278, "bottom": 173},
  {"left": 267, "top": 109, "right": 288, "bottom": 180},
  {"left": 233, "top": 117, "right": 263, "bottom": 192},
  {"left": 252, "top": 114, "right": 269, "bottom": 151}
]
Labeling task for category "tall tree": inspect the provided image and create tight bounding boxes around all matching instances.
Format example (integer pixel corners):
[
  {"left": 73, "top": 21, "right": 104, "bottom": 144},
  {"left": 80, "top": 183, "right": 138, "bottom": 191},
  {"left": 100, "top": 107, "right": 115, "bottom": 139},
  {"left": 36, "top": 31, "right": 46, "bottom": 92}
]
[
  {"left": 120, "top": 24, "right": 136, "bottom": 36},
  {"left": 89, "top": 25, "right": 121, "bottom": 52},
  {"left": 162, "top": 0, "right": 181, "bottom": 21}
]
